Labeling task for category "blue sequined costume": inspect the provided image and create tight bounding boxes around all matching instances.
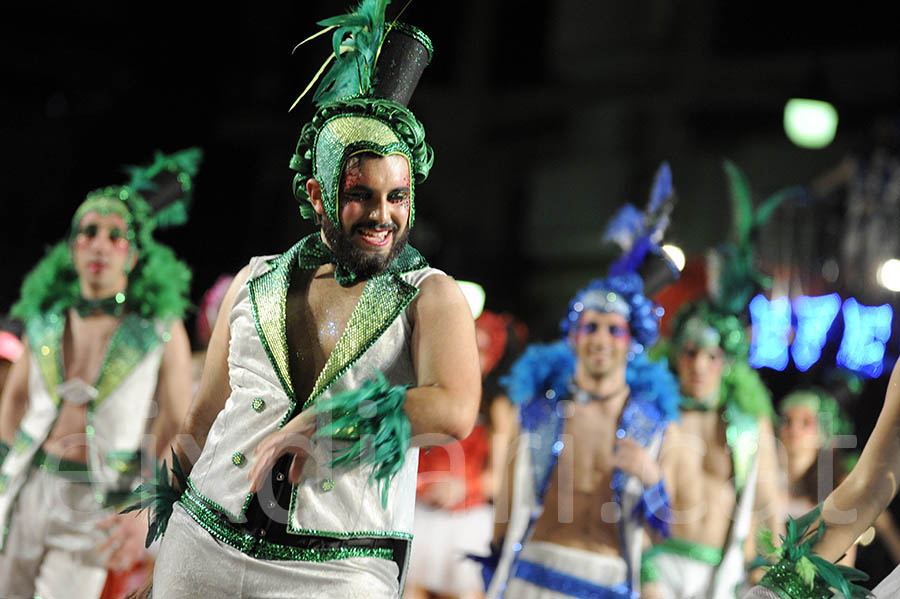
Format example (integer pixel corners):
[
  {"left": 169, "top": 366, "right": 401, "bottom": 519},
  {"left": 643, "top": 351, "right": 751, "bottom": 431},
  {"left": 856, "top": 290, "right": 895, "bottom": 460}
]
[{"left": 482, "top": 340, "right": 680, "bottom": 599}]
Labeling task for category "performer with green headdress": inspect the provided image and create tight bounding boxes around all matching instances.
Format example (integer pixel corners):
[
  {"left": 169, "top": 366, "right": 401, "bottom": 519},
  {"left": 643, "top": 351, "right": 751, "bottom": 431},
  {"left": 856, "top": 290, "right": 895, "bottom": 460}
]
[
  {"left": 142, "top": 2, "right": 480, "bottom": 598},
  {"left": 0, "top": 148, "right": 200, "bottom": 598},
  {"left": 641, "top": 161, "right": 787, "bottom": 599}
]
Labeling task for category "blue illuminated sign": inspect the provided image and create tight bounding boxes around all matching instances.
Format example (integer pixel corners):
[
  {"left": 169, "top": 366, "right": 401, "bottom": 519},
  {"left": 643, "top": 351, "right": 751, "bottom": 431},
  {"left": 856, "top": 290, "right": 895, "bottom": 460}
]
[
  {"left": 836, "top": 298, "right": 894, "bottom": 378},
  {"left": 748, "top": 294, "right": 894, "bottom": 377},
  {"left": 791, "top": 293, "right": 841, "bottom": 372},
  {"left": 749, "top": 295, "right": 793, "bottom": 371}
]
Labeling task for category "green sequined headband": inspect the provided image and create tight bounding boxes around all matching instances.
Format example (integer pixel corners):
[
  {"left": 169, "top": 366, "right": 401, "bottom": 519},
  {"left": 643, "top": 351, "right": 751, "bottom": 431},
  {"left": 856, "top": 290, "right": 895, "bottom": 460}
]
[
  {"left": 289, "top": 97, "right": 433, "bottom": 228},
  {"left": 670, "top": 300, "right": 748, "bottom": 360}
]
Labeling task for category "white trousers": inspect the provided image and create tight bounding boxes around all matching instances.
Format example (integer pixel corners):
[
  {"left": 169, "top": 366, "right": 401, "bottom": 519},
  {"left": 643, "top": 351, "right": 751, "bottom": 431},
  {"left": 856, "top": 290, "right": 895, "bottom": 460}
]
[
  {"left": 406, "top": 502, "right": 493, "bottom": 595},
  {"left": 153, "top": 504, "right": 402, "bottom": 598},
  {"left": 0, "top": 468, "right": 109, "bottom": 599},
  {"left": 650, "top": 552, "right": 718, "bottom": 599},
  {"left": 504, "top": 541, "right": 628, "bottom": 599}
]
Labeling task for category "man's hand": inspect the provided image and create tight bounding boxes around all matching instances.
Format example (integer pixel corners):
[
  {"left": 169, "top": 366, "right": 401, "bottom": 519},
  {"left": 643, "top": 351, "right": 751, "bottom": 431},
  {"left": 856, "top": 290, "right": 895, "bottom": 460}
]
[
  {"left": 614, "top": 437, "right": 660, "bottom": 487},
  {"left": 96, "top": 512, "right": 148, "bottom": 572},
  {"left": 124, "top": 574, "right": 153, "bottom": 599},
  {"left": 248, "top": 408, "right": 317, "bottom": 492}
]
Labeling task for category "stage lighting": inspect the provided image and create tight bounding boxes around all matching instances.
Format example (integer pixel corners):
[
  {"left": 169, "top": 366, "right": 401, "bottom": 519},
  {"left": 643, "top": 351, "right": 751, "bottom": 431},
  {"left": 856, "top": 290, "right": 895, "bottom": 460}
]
[
  {"left": 877, "top": 259, "right": 900, "bottom": 292},
  {"left": 783, "top": 99, "right": 838, "bottom": 149},
  {"left": 457, "top": 281, "right": 486, "bottom": 319},
  {"left": 661, "top": 244, "right": 686, "bottom": 272}
]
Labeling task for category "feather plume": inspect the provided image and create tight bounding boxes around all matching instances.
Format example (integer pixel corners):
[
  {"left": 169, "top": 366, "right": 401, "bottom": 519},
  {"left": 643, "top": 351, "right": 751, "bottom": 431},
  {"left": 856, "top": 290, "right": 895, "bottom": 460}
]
[
  {"left": 606, "top": 161, "right": 675, "bottom": 277},
  {"left": 291, "top": 0, "right": 392, "bottom": 109},
  {"left": 125, "top": 147, "right": 203, "bottom": 230},
  {"left": 120, "top": 450, "right": 188, "bottom": 547}
]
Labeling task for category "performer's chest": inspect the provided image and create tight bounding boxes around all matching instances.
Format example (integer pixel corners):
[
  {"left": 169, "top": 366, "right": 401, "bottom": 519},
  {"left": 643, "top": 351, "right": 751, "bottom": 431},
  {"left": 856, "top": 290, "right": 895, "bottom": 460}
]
[
  {"left": 284, "top": 269, "right": 366, "bottom": 400},
  {"left": 677, "top": 415, "right": 735, "bottom": 507},
  {"left": 61, "top": 313, "right": 120, "bottom": 384},
  {"left": 561, "top": 402, "right": 621, "bottom": 492}
]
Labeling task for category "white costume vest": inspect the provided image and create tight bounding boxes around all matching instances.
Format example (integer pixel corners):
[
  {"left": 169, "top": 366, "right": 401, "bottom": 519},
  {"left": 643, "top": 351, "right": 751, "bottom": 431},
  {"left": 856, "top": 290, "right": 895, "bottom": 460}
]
[
  {"left": 186, "top": 244, "right": 442, "bottom": 547},
  {"left": 0, "top": 313, "right": 167, "bottom": 550}
]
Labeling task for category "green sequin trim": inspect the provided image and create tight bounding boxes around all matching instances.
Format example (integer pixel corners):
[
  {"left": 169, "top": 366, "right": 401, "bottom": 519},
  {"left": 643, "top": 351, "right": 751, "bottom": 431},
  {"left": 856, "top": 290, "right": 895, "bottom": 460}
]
[
  {"left": 186, "top": 478, "right": 244, "bottom": 524},
  {"left": 247, "top": 243, "right": 302, "bottom": 408},
  {"left": 106, "top": 450, "right": 141, "bottom": 473},
  {"left": 302, "top": 272, "right": 418, "bottom": 415},
  {"left": 760, "top": 559, "right": 831, "bottom": 599},
  {"left": 180, "top": 487, "right": 399, "bottom": 561},
  {"left": 27, "top": 312, "right": 65, "bottom": 405},
  {"left": 0, "top": 441, "right": 7, "bottom": 466},
  {"left": 649, "top": 537, "right": 723, "bottom": 566},
  {"left": 314, "top": 113, "right": 413, "bottom": 228},
  {"left": 0, "top": 474, "right": 8, "bottom": 493},
  {"left": 724, "top": 401, "right": 760, "bottom": 494},
  {"left": 284, "top": 484, "right": 412, "bottom": 539},
  {"left": 11, "top": 429, "right": 33, "bottom": 454},
  {"left": 93, "top": 314, "right": 161, "bottom": 406}
]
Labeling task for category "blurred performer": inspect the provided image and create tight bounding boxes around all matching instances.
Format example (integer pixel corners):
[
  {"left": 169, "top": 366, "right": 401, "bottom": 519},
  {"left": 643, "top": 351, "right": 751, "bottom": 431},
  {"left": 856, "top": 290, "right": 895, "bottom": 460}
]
[
  {"left": 642, "top": 161, "right": 785, "bottom": 599},
  {"left": 641, "top": 304, "right": 779, "bottom": 599},
  {"left": 779, "top": 388, "right": 900, "bottom": 567},
  {"left": 191, "top": 274, "right": 235, "bottom": 388},
  {"left": 136, "top": 4, "right": 481, "bottom": 599},
  {"left": 482, "top": 164, "right": 681, "bottom": 599},
  {"left": 0, "top": 318, "right": 24, "bottom": 395},
  {"left": 0, "top": 149, "right": 199, "bottom": 599},
  {"left": 406, "top": 310, "right": 526, "bottom": 599}
]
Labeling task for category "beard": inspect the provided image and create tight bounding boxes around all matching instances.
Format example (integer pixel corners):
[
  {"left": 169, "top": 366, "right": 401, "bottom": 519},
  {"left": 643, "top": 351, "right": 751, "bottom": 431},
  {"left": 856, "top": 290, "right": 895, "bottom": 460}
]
[{"left": 322, "top": 217, "right": 410, "bottom": 280}]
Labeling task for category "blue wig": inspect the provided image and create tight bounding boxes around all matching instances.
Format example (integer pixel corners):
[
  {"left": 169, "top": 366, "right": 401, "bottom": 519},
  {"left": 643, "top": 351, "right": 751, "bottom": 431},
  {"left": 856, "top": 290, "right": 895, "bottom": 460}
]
[{"left": 559, "top": 273, "right": 663, "bottom": 352}]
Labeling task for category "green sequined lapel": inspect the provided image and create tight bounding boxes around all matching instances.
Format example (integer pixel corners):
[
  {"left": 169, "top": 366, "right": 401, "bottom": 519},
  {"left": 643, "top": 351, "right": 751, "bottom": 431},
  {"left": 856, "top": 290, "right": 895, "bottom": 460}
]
[
  {"left": 248, "top": 238, "right": 427, "bottom": 426},
  {"left": 26, "top": 312, "right": 66, "bottom": 406},
  {"left": 26, "top": 311, "right": 160, "bottom": 407},
  {"left": 300, "top": 272, "right": 419, "bottom": 415},
  {"left": 92, "top": 314, "right": 161, "bottom": 406},
  {"left": 247, "top": 242, "right": 304, "bottom": 406},
  {"left": 723, "top": 401, "right": 760, "bottom": 494}
]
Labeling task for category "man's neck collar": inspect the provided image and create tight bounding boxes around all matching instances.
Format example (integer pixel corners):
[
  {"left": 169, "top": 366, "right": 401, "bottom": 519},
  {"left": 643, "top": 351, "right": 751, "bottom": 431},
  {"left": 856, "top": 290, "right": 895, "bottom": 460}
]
[{"left": 569, "top": 380, "right": 629, "bottom": 405}]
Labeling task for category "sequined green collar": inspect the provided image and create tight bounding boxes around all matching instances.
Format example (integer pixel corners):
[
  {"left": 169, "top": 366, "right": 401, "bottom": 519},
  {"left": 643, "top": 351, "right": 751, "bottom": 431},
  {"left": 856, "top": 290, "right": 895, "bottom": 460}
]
[
  {"left": 295, "top": 232, "right": 427, "bottom": 287},
  {"left": 679, "top": 396, "right": 717, "bottom": 412},
  {"left": 73, "top": 293, "right": 126, "bottom": 318}
]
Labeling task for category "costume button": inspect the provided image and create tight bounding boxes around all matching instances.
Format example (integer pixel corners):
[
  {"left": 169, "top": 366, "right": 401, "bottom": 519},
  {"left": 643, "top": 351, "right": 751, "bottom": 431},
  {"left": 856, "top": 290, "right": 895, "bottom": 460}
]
[
  {"left": 275, "top": 472, "right": 285, "bottom": 482},
  {"left": 251, "top": 398, "right": 265, "bottom": 412},
  {"left": 232, "top": 452, "right": 246, "bottom": 467},
  {"left": 321, "top": 479, "right": 335, "bottom": 492}
]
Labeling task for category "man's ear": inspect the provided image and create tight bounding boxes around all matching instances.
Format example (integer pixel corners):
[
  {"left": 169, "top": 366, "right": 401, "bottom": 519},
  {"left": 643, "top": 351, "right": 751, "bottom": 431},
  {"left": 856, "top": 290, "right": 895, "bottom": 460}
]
[{"left": 306, "top": 178, "right": 325, "bottom": 219}]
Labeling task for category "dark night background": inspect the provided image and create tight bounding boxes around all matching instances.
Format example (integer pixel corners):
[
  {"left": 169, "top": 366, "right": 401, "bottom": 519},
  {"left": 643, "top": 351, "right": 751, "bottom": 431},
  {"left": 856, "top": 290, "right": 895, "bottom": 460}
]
[{"left": 3, "top": 0, "right": 900, "bottom": 586}]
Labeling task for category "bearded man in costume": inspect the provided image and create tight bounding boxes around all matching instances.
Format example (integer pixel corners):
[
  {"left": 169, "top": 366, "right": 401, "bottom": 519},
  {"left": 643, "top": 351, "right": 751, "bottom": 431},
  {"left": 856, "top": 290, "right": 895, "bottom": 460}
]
[
  {"left": 482, "top": 164, "right": 681, "bottom": 599},
  {"left": 139, "top": 5, "right": 481, "bottom": 599},
  {"left": 0, "top": 149, "right": 199, "bottom": 599}
]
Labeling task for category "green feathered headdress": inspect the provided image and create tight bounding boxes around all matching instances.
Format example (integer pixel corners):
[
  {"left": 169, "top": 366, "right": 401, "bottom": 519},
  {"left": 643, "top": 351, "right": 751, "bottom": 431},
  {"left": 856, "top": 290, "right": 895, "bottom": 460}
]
[
  {"left": 11, "top": 148, "right": 202, "bottom": 323},
  {"left": 288, "top": 0, "right": 434, "bottom": 229},
  {"left": 709, "top": 160, "right": 803, "bottom": 315}
]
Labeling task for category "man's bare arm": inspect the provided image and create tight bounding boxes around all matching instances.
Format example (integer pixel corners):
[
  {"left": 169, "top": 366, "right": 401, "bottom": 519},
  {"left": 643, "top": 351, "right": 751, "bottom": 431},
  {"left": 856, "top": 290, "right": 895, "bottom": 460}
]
[
  {"left": 754, "top": 416, "right": 785, "bottom": 540},
  {"left": 0, "top": 340, "right": 30, "bottom": 445},
  {"left": 149, "top": 320, "right": 192, "bottom": 457},
  {"left": 173, "top": 266, "right": 249, "bottom": 475},
  {"left": 407, "top": 273, "right": 481, "bottom": 443},
  {"left": 810, "top": 359, "right": 900, "bottom": 560}
]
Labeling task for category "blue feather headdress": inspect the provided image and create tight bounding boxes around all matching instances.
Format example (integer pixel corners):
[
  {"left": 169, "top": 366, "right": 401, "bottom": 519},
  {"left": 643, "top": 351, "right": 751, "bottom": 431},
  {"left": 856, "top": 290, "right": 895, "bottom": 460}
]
[{"left": 604, "top": 162, "right": 676, "bottom": 278}]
